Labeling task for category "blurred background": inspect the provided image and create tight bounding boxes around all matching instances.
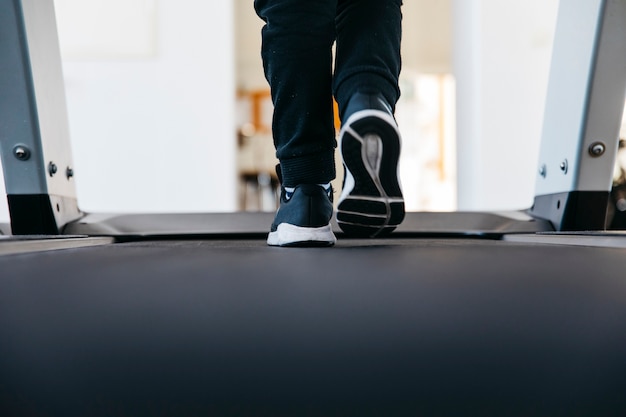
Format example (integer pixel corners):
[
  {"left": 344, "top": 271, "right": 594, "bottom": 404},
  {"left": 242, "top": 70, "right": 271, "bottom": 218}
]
[{"left": 4, "top": 0, "right": 624, "bottom": 221}]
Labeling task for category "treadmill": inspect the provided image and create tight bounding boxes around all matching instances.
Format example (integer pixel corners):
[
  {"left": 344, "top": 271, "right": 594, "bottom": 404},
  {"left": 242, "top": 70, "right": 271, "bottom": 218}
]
[{"left": 1, "top": 0, "right": 626, "bottom": 415}]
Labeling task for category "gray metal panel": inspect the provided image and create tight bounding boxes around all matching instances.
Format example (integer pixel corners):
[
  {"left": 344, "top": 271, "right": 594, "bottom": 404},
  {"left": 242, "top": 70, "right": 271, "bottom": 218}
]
[
  {"left": 0, "top": 236, "right": 114, "bottom": 256},
  {"left": 535, "top": 0, "right": 626, "bottom": 196},
  {"left": 0, "top": 0, "right": 48, "bottom": 193},
  {"left": 20, "top": 0, "right": 77, "bottom": 198},
  {"left": 505, "top": 231, "right": 626, "bottom": 248}
]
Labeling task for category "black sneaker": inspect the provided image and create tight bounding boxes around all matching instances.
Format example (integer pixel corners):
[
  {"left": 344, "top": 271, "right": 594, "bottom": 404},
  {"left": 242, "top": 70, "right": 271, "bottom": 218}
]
[
  {"left": 267, "top": 184, "right": 337, "bottom": 247},
  {"left": 337, "top": 92, "right": 405, "bottom": 237}
]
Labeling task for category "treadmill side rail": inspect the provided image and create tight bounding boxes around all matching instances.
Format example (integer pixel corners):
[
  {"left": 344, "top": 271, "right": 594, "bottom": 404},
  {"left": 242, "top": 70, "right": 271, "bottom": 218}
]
[
  {"left": 0, "top": 0, "right": 81, "bottom": 235},
  {"left": 530, "top": 0, "right": 626, "bottom": 230}
]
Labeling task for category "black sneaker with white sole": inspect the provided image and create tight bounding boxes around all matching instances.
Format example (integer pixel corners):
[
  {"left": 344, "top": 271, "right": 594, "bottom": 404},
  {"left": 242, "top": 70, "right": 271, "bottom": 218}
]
[
  {"left": 267, "top": 183, "right": 337, "bottom": 247},
  {"left": 337, "top": 92, "right": 405, "bottom": 237}
]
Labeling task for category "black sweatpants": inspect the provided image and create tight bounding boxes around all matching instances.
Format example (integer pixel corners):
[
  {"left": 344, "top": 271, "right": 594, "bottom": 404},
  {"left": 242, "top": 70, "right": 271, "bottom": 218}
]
[{"left": 254, "top": 0, "right": 403, "bottom": 187}]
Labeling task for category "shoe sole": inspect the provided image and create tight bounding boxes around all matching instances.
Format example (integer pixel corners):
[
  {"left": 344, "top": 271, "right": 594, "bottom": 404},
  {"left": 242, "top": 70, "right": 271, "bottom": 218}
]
[
  {"left": 267, "top": 223, "right": 337, "bottom": 247},
  {"left": 337, "top": 109, "right": 405, "bottom": 237}
]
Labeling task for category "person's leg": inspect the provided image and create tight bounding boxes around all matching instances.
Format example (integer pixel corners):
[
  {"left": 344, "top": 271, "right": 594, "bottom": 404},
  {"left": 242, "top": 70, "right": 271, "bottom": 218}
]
[
  {"left": 254, "top": 0, "right": 337, "bottom": 187},
  {"left": 254, "top": 0, "right": 338, "bottom": 246},
  {"left": 334, "top": 0, "right": 402, "bottom": 118},
  {"left": 333, "top": 0, "right": 405, "bottom": 237}
]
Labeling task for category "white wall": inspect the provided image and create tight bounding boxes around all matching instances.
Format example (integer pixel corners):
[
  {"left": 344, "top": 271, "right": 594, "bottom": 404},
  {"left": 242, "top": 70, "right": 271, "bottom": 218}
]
[
  {"left": 0, "top": 0, "right": 237, "bottom": 224},
  {"left": 64, "top": 0, "right": 237, "bottom": 213},
  {"left": 453, "top": 0, "right": 560, "bottom": 211}
]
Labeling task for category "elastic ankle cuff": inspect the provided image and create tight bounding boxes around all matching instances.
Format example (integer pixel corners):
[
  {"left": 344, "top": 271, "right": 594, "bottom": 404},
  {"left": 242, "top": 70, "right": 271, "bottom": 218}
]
[{"left": 279, "top": 151, "right": 336, "bottom": 187}]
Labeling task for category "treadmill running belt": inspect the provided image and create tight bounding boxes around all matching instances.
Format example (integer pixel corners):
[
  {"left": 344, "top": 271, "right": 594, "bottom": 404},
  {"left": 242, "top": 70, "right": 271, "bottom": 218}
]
[{"left": 1, "top": 238, "right": 625, "bottom": 416}]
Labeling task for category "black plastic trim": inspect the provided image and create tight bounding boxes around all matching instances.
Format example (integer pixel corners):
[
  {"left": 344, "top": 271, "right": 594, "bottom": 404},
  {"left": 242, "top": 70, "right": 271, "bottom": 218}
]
[
  {"left": 529, "top": 191, "right": 609, "bottom": 231},
  {"left": 7, "top": 194, "right": 82, "bottom": 235}
]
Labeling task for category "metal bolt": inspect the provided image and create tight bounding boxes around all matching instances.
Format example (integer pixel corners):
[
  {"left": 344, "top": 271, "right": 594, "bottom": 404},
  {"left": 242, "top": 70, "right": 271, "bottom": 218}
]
[
  {"left": 588, "top": 141, "right": 606, "bottom": 157},
  {"left": 13, "top": 145, "right": 31, "bottom": 161},
  {"left": 48, "top": 162, "right": 58, "bottom": 177},
  {"left": 560, "top": 159, "right": 568, "bottom": 174},
  {"left": 539, "top": 164, "right": 547, "bottom": 178},
  {"left": 66, "top": 167, "right": 74, "bottom": 179}
]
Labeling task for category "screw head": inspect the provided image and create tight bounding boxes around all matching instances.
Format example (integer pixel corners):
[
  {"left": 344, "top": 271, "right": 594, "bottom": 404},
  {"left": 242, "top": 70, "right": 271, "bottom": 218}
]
[
  {"left": 66, "top": 167, "right": 74, "bottom": 179},
  {"left": 13, "top": 145, "right": 31, "bottom": 161},
  {"left": 589, "top": 141, "right": 606, "bottom": 157},
  {"left": 560, "top": 159, "right": 568, "bottom": 174},
  {"left": 48, "top": 162, "right": 58, "bottom": 177},
  {"left": 539, "top": 164, "right": 547, "bottom": 178}
]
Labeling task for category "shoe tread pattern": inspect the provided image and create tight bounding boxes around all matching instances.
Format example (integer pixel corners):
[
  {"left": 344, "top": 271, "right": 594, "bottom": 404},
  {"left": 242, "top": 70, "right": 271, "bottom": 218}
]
[{"left": 337, "top": 111, "right": 405, "bottom": 237}]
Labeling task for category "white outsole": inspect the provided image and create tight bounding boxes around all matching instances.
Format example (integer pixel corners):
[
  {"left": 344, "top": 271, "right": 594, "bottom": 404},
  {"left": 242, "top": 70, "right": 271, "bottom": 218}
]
[{"left": 267, "top": 223, "right": 336, "bottom": 247}]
